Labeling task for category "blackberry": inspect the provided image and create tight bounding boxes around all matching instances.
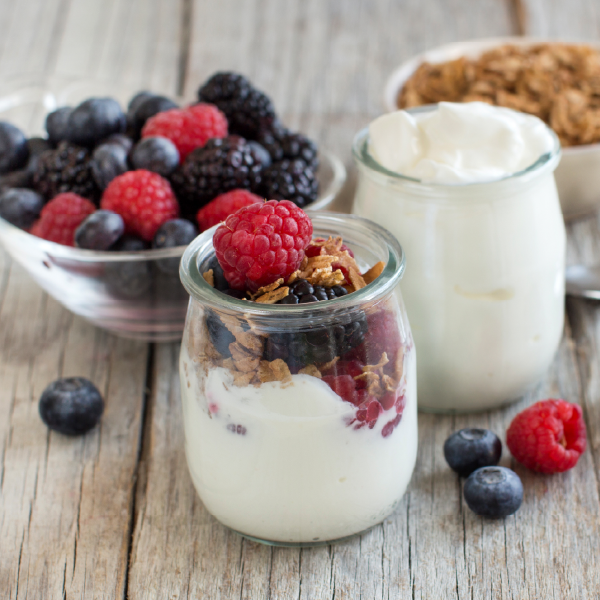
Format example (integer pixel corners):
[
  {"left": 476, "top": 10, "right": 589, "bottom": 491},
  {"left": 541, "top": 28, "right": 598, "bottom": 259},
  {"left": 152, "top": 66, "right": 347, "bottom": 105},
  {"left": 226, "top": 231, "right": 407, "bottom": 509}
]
[
  {"left": 26, "top": 137, "right": 53, "bottom": 174},
  {"left": 197, "top": 72, "right": 276, "bottom": 139},
  {"left": 260, "top": 159, "right": 318, "bottom": 208},
  {"left": 265, "top": 284, "right": 367, "bottom": 369},
  {"left": 171, "top": 136, "right": 264, "bottom": 219},
  {"left": 257, "top": 126, "right": 318, "bottom": 169},
  {"left": 0, "top": 170, "right": 32, "bottom": 191},
  {"left": 277, "top": 279, "right": 347, "bottom": 304},
  {"left": 197, "top": 72, "right": 252, "bottom": 104},
  {"left": 33, "top": 141, "right": 100, "bottom": 203}
]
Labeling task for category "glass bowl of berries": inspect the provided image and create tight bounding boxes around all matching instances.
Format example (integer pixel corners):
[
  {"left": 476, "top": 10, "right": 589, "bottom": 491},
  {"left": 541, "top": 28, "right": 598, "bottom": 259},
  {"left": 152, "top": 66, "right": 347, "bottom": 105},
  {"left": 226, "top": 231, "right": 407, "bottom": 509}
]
[
  {"left": 179, "top": 202, "right": 417, "bottom": 546},
  {"left": 0, "top": 73, "right": 345, "bottom": 341}
]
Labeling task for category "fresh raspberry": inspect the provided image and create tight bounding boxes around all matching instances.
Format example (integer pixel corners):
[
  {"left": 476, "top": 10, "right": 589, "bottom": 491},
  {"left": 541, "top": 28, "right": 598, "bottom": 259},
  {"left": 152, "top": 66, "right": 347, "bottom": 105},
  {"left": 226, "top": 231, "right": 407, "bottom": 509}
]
[
  {"left": 196, "top": 189, "right": 262, "bottom": 232},
  {"left": 507, "top": 399, "right": 587, "bottom": 473},
  {"left": 213, "top": 199, "right": 312, "bottom": 291},
  {"left": 100, "top": 170, "right": 179, "bottom": 241},
  {"left": 141, "top": 103, "right": 228, "bottom": 161},
  {"left": 30, "top": 193, "right": 95, "bottom": 246}
]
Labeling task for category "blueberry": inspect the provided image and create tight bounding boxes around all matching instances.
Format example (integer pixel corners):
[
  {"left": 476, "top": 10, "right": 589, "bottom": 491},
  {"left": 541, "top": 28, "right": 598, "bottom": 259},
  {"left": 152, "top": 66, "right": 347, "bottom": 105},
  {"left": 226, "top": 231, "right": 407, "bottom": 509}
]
[
  {"left": 152, "top": 218, "right": 198, "bottom": 276},
  {"left": 45, "top": 107, "right": 73, "bottom": 145},
  {"left": 0, "top": 188, "right": 44, "bottom": 229},
  {"left": 105, "top": 234, "right": 152, "bottom": 298},
  {"left": 112, "top": 234, "right": 148, "bottom": 252},
  {"left": 153, "top": 218, "right": 197, "bottom": 249},
  {"left": 102, "top": 133, "right": 134, "bottom": 154},
  {"left": 38, "top": 377, "right": 104, "bottom": 436},
  {"left": 463, "top": 466, "right": 523, "bottom": 518},
  {"left": 0, "top": 121, "right": 29, "bottom": 173},
  {"left": 444, "top": 428, "right": 502, "bottom": 477},
  {"left": 204, "top": 256, "right": 230, "bottom": 291},
  {"left": 75, "top": 210, "right": 125, "bottom": 250},
  {"left": 66, "top": 98, "right": 126, "bottom": 147},
  {"left": 90, "top": 143, "right": 129, "bottom": 189},
  {"left": 206, "top": 310, "right": 236, "bottom": 357},
  {"left": 126, "top": 91, "right": 156, "bottom": 128},
  {"left": 131, "top": 136, "right": 179, "bottom": 176},
  {"left": 129, "top": 95, "right": 178, "bottom": 138}
]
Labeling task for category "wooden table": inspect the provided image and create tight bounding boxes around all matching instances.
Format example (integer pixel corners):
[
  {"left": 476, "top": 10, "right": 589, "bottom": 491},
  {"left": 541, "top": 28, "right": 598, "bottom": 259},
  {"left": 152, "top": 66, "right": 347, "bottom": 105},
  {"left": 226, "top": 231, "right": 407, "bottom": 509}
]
[{"left": 2, "top": 1, "right": 600, "bottom": 598}]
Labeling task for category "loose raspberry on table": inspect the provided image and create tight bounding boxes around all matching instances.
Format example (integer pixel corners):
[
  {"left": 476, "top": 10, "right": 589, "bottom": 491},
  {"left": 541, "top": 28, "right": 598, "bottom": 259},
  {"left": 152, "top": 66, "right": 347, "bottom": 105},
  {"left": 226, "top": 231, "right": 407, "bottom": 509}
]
[
  {"left": 30, "top": 193, "right": 95, "bottom": 246},
  {"left": 506, "top": 399, "right": 587, "bottom": 473},
  {"left": 196, "top": 189, "right": 263, "bottom": 232},
  {"left": 100, "top": 170, "right": 179, "bottom": 241},
  {"left": 141, "top": 103, "right": 228, "bottom": 161},
  {"left": 213, "top": 199, "right": 312, "bottom": 291}
]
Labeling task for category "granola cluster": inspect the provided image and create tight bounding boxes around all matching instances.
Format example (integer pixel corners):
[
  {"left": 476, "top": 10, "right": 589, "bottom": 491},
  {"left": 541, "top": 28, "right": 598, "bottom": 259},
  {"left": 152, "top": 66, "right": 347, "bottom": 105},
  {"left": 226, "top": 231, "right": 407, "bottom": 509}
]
[{"left": 398, "top": 43, "right": 600, "bottom": 147}]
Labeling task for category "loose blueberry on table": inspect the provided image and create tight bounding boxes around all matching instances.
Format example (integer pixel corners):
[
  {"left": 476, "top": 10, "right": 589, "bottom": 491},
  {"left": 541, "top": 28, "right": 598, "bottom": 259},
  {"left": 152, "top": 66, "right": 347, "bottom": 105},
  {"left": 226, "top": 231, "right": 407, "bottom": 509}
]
[
  {"left": 39, "top": 377, "right": 104, "bottom": 436},
  {"left": 444, "top": 428, "right": 502, "bottom": 477},
  {"left": 194, "top": 199, "right": 409, "bottom": 438}
]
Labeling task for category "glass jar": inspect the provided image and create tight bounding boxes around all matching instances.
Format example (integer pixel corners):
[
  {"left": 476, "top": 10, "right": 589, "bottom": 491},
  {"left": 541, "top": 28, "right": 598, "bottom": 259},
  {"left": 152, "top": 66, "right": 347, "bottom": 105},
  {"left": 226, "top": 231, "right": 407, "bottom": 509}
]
[
  {"left": 352, "top": 109, "right": 564, "bottom": 413},
  {"left": 179, "top": 212, "right": 417, "bottom": 546}
]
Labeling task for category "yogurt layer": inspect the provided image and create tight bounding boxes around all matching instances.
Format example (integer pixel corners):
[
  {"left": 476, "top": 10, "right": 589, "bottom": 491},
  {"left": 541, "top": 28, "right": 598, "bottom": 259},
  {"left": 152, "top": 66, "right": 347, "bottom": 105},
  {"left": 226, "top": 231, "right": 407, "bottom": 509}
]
[
  {"left": 180, "top": 348, "right": 418, "bottom": 543},
  {"left": 368, "top": 102, "right": 555, "bottom": 184}
]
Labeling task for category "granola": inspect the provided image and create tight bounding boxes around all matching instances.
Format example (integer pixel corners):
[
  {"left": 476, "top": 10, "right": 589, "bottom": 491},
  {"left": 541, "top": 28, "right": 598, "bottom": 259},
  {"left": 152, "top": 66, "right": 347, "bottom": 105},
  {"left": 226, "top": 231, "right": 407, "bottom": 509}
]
[{"left": 398, "top": 42, "right": 600, "bottom": 146}]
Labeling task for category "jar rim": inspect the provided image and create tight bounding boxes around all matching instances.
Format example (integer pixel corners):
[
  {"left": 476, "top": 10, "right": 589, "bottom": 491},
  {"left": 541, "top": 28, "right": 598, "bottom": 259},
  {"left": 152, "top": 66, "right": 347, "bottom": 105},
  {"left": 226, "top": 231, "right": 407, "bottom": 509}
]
[
  {"left": 179, "top": 211, "right": 406, "bottom": 320},
  {"left": 352, "top": 104, "right": 562, "bottom": 189}
]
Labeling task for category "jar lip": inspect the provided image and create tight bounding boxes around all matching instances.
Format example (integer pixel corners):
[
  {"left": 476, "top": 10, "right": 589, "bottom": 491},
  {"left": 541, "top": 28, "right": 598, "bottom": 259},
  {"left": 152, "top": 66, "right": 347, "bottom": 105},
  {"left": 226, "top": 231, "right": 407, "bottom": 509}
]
[
  {"left": 179, "top": 211, "right": 406, "bottom": 317},
  {"left": 352, "top": 104, "right": 562, "bottom": 188}
]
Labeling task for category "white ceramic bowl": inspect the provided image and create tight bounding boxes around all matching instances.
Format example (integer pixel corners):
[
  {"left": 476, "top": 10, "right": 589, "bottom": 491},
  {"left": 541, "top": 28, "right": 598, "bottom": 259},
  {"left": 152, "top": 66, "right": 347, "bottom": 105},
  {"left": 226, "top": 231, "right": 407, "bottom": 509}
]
[
  {"left": 0, "top": 78, "right": 346, "bottom": 340},
  {"left": 383, "top": 37, "right": 600, "bottom": 219}
]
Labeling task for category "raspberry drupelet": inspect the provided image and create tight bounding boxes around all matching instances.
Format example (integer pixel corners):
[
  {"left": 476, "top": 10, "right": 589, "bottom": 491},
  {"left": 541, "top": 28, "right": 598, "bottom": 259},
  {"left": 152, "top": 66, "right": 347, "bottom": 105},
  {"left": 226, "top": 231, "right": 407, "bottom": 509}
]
[
  {"left": 100, "top": 170, "right": 179, "bottom": 241},
  {"left": 141, "top": 103, "right": 228, "bottom": 161},
  {"left": 30, "top": 193, "right": 96, "bottom": 246},
  {"left": 213, "top": 199, "right": 312, "bottom": 291},
  {"left": 506, "top": 399, "right": 587, "bottom": 473}
]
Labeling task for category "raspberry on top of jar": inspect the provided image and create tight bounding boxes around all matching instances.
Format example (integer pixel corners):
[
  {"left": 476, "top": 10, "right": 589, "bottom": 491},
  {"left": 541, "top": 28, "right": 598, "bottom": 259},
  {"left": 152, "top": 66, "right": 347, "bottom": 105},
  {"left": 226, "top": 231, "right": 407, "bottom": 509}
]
[{"left": 197, "top": 199, "right": 407, "bottom": 435}]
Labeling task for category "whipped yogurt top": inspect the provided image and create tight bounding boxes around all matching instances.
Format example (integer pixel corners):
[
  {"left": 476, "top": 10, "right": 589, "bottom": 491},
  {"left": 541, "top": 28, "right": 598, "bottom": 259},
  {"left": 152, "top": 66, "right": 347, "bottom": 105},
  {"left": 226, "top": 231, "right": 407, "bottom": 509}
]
[{"left": 368, "top": 102, "right": 555, "bottom": 184}]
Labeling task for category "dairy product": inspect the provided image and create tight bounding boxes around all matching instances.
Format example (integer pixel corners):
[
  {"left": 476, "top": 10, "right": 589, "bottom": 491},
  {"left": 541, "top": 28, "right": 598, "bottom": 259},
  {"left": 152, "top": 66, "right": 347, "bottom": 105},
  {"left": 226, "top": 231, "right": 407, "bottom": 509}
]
[
  {"left": 353, "top": 103, "right": 564, "bottom": 412},
  {"left": 180, "top": 347, "right": 417, "bottom": 543},
  {"left": 368, "top": 102, "right": 555, "bottom": 184}
]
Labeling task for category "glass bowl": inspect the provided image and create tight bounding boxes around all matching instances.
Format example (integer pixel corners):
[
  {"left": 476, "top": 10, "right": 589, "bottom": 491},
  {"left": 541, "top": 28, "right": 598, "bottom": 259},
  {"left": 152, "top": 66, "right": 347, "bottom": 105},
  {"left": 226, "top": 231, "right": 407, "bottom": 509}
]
[{"left": 0, "top": 78, "right": 346, "bottom": 341}]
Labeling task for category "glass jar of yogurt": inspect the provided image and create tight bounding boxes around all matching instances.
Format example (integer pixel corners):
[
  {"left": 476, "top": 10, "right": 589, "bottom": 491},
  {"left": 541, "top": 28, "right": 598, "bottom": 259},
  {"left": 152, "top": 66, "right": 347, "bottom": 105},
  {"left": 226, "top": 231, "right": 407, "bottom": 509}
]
[
  {"left": 352, "top": 102, "right": 564, "bottom": 413},
  {"left": 179, "top": 212, "right": 417, "bottom": 546}
]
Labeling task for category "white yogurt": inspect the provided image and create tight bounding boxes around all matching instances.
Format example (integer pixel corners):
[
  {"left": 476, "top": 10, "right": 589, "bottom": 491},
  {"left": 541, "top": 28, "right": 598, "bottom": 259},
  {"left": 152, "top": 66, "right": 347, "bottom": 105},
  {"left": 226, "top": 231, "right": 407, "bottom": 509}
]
[
  {"left": 179, "top": 348, "right": 417, "bottom": 543},
  {"left": 353, "top": 103, "right": 564, "bottom": 412},
  {"left": 369, "top": 102, "right": 555, "bottom": 184}
]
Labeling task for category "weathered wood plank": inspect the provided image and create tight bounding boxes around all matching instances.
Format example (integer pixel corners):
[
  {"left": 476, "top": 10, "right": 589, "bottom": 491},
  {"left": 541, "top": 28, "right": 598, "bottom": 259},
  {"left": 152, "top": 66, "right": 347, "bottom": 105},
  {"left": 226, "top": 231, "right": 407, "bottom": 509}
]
[
  {"left": 0, "top": 258, "right": 149, "bottom": 599},
  {"left": 521, "top": 0, "right": 600, "bottom": 39}
]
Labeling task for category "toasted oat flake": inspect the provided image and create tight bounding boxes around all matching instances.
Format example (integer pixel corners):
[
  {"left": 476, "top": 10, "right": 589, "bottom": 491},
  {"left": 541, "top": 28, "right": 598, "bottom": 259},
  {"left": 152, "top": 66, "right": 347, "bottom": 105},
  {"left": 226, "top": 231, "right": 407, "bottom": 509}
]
[
  {"left": 298, "top": 364, "right": 322, "bottom": 379},
  {"left": 319, "top": 356, "right": 339, "bottom": 372},
  {"left": 362, "top": 261, "right": 385, "bottom": 284},
  {"left": 203, "top": 269, "right": 215, "bottom": 287},
  {"left": 258, "top": 359, "right": 292, "bottom": 383},
  {"left": 255, "top": 286, "right": 290, "bottom": 304},
  {"left": 252, "top": 278, "right": 284, "bottom": 298}
]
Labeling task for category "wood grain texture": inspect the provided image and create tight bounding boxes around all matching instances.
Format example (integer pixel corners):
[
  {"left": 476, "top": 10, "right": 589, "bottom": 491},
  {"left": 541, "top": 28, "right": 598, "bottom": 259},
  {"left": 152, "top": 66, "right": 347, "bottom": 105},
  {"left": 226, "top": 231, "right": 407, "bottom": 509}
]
[
  {"left": 2, "top": 0, "right": 600, "bottom": 597},
  {"left": 0, "top": 258, "right": 149, "bottom": 599}
]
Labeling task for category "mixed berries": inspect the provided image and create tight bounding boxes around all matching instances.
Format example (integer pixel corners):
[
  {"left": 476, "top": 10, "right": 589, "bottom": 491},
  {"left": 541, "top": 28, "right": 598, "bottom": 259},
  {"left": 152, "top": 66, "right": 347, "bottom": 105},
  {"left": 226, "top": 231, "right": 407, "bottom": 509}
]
[
  {"left": 443, "top": 399, "right": 587, "bottom": 519},
  {"left": 0, "top": 71, "right": 321, "bottom": 259},
  {"left": 203, "top": 200, "right": 406, "bottom": 438}
]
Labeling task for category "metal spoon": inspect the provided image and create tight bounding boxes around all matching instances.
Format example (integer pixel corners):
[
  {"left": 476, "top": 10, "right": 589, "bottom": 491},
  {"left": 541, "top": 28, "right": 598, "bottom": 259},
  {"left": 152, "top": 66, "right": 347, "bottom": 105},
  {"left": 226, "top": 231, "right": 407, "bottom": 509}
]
[{"left": 566, "top": 264, "right": 600, "bottom": 300}]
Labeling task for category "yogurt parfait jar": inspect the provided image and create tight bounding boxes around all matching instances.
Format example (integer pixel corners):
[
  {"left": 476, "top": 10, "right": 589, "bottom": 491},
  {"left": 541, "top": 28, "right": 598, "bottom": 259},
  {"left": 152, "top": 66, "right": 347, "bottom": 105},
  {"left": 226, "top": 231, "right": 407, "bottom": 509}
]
[
  {"left": 352, "top": 103, "right": 564, "bottom": 413},
  {"left": 179, "top": 212, "right": 417, "bottom": 546}
]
